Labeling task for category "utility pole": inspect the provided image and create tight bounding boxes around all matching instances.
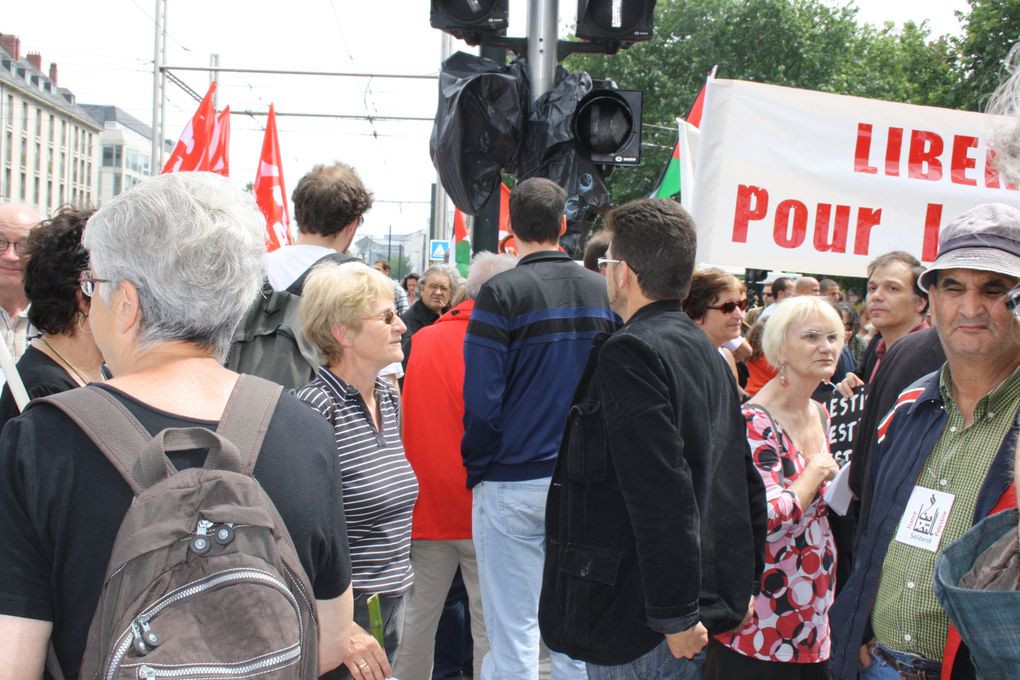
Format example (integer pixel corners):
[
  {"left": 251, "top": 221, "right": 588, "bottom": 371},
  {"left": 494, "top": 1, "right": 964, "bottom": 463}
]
[
  {"left": 527, "top": 0, "right": 558, "bottom": 101},
  {"left": 150, "top": 0, "right": 164, "bottom": 175},
  {"left": 209, "top": 54, "right": 220, "bottom": 108},
  {"left": 157, "top": 0, "right": 168, "bottom": 171}
]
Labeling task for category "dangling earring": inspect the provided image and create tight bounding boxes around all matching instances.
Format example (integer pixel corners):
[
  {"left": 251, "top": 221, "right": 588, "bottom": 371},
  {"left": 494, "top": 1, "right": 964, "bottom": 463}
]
[
  {"left": 779, "top": 362, "right": 789, "bottom": 387},
  {"left": 77, "top": 311, "right": 92, "bottom": 336}
]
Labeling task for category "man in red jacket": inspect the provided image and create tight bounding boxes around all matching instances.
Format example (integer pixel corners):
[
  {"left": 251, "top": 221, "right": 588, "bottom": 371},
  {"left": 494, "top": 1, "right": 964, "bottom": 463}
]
[{"left": 393, "top": 252, "right": 518, "bottom": 680}]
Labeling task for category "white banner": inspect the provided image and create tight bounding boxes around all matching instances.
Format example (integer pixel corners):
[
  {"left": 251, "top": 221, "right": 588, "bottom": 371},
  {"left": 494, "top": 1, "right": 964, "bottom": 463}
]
[{"left": 692, "top": 79, "right": 1020, "bottom": 277}]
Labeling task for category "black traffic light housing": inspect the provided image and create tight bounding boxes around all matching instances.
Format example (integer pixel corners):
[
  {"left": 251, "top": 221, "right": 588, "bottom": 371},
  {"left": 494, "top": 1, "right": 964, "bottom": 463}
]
[
  {"left": 430, "top": 0, "right": 509, "bottom": 45},
  {"left": 576, "top": 0, "right": 657, "bottom": 46},
  {"left": 573, "top": 85, "right": 643, "bottom": 165}
]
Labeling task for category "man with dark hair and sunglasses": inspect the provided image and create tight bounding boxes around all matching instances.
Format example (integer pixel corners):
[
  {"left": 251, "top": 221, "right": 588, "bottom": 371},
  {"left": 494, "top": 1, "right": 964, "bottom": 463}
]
[
  {"left": 0, "top": 202, "right": 40, "bottom": 366},
  {"left": 541, "top": 198, "right": 766, "bottom": 680}
]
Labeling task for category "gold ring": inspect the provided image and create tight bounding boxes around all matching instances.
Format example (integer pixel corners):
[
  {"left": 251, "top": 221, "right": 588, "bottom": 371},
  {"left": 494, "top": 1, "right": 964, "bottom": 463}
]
[{"left": 357, "top": 660, "right": 369, "bottom": 669}]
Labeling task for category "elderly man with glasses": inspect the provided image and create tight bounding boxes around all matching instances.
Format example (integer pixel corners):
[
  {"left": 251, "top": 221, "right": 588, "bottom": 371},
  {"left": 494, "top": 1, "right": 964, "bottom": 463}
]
[{"left": 0, "top": 202, "right": 40, "bottom": 365}]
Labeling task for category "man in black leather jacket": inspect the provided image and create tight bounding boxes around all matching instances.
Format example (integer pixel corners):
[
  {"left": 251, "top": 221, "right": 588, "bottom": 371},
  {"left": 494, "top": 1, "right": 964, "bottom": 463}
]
[{"left": 540, "top": 199, "right": 767, "bottom": 679}]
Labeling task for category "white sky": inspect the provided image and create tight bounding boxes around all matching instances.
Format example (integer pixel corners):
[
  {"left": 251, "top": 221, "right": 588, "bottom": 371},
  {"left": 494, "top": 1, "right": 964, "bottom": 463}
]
[{"left": 3, "top": 1, "right": 968, "bottom": 237}]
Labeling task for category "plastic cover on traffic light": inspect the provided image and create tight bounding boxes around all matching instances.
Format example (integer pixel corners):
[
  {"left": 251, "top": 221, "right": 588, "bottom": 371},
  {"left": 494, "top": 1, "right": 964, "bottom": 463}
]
[
  {"left": 576, "top": 0, "right": 657, "bottom": 45},
  {"left": 430, "top": 51, "right": 525, "bottom": 215},
  {"left": 574, "top": 86, "right": 642, "bottom": 165},
  {"left": 430, "top": 0, "right": 509, "bottom": 44}
]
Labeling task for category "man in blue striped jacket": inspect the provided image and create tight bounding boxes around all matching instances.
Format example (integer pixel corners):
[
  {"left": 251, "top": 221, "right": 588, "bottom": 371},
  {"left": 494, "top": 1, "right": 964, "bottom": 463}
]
[{"left": 462, "top": 177, "right": 617, "bottom": 680}]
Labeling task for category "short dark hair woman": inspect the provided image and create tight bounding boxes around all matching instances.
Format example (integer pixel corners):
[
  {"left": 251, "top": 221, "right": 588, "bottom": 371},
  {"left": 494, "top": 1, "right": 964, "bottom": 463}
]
[{"left": 0, "top": 206, "right": 104, "bottom": 428}]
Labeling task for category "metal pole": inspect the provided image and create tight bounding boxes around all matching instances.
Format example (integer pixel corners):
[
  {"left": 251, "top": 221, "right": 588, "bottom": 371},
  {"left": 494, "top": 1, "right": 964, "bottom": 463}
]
[
  {"left": 388, "top": 224, "right": 393, "bottom": 268},
  {"left": 157, "top": 0, "right": 168, "bottom": 170},
  {"left": 150, "top": 0, "right": 163, "bottom": 175},
  {"left": 526, "top": 0, "right": 559, "bottom": 101},
  {"left": 432, "top": 32, "right": 454, "bottom": 243},
  {"left": 209, "top": 54, "right": 219, "bottom": 108}
]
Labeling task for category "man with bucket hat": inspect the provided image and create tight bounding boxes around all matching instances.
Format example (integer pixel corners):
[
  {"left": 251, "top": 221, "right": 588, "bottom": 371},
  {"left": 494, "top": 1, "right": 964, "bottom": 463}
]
[{"left": 830, "top": 203, "right": 1020, "bottom": 680}]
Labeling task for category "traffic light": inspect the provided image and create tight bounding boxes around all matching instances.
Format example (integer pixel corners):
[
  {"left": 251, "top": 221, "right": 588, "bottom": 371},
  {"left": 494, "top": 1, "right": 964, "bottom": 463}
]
[
  {"left": 430, "top": 0, "right": 509, "bottom": 44},
  {"left": 573, "top": 85, "right": 643, "bottom": 165},
  {"left": 576, "top": 0, "right": 657, "bottom": 46}
]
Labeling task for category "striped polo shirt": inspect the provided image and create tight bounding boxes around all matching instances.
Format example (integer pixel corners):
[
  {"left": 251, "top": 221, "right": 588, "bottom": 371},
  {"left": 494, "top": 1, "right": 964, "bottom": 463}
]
[{"left": 297, "top": 367, "right": 419, "bottom": 595}]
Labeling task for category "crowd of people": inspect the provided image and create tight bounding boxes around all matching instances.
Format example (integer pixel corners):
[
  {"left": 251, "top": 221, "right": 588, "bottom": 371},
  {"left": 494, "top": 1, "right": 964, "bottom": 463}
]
[{"left": 0, "top": 150, "right": 1017, "bottom": 680}]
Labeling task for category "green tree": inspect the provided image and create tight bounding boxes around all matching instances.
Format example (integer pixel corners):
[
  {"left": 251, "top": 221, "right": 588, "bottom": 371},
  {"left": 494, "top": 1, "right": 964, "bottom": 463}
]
[{"left": 952, "top": 0, "right": 1020, "bottom": 111}]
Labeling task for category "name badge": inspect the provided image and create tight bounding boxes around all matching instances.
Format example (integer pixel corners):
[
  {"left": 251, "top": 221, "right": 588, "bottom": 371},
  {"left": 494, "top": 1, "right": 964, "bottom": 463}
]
[{"left": 893, "top": 485, "right": 956, "bottom": 552}]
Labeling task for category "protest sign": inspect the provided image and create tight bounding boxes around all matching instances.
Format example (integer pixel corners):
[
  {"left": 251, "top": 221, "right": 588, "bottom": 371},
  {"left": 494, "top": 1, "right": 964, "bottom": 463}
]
[
  {"left": 692, "top": 79, "right": 1020, "bottom": 276},
  {"left": 818, "top": 384, "right": 868, "bottom": 467}
]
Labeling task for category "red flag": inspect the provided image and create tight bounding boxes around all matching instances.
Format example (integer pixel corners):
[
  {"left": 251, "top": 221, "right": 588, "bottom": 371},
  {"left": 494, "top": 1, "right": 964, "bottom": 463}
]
[
  {"left": 686, "top": 65, "right": 717, "bottom": 129},
  {"left": 162, "top": 82, "right": 218, "bottom": 174},
  {"left": 254, "top": 105, "right": 291, "bottom": 252},
  {"left": 206, "top": 106, "right": 230, "bottom": 177}
]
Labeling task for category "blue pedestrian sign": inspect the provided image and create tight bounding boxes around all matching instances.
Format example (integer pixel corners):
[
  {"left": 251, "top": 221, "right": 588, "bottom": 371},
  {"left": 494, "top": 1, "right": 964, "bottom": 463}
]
[{"left": 430, "top": 239, "right": 450, "bottom": 261}]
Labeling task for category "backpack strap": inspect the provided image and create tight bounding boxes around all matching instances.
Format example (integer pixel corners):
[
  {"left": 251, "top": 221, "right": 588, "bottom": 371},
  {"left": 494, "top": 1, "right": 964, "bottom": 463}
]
[
  {"left": 216, "top": 374, "right": 283, "bottom": 476},
  {"left": 33, "top": 386, "right": 154, "bottom": 496}
]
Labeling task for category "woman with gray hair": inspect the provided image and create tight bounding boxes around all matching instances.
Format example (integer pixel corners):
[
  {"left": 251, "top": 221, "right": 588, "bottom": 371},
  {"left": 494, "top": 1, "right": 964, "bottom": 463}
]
[
  {"left": 297, "top": 261, "right": 419, "bottom": 680},
  {"left": 0, "top": 172, "right": 353, "bottom": 677}
]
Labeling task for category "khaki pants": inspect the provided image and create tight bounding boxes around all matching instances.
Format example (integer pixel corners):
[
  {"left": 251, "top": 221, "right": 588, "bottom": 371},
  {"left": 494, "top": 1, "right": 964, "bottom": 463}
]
[{"left": 393, "top": 539, "right": 489, "bottom": 680}]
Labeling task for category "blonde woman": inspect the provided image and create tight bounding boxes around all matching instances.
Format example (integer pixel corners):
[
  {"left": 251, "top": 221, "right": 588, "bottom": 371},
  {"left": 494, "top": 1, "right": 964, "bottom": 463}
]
[{"left": 298, "top": 261, "right": 419, "bottom": 680}]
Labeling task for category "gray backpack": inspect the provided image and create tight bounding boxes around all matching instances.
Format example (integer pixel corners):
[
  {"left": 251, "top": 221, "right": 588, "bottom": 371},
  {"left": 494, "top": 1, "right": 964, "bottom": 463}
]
[
  {"left": 37, "top": 375, "right": 319, "bottom": 680},
  {"left": 226, "top": 253, "right": 356, "bottom": 391}
]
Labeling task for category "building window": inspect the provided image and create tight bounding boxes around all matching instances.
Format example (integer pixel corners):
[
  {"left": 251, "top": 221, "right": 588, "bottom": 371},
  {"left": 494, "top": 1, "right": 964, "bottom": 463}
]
[
  {"left": 20, "top": 137, "right": 26, "bottom": 169},
  {"left": 35, "top": 108, "right": 41, "bottom": 137},
  {"left": 3, "top": 169, "right": 10, "bottom": 199},
  {"left": 49, "top": 115, "right": 55, "bottom": 141},
  {"left": 5, "top": 95, "right": 12, "bottom": 127},
  {"left": 33, "top": 177, "right": 39, "bottom": 204},
  {"left": 21, "top": 103, "right": 28, "bottom": 131},
  {"left": 103, "top": 144, "right": 122, "bottom": 167},
  {"left": 46, "top": 180, "right": 52, "bottom": 207},
  {"left": 20, "top": 173, "right": 26, "bottom": 200},
  {"left": 112, "top": 173, "right": 122, "bottom": 196},
  {"left": 4, "top": 132, "right": 10, "bottom": 163},
  {"left": 126, "top": 148, "right": 149, "bottom": 175}
]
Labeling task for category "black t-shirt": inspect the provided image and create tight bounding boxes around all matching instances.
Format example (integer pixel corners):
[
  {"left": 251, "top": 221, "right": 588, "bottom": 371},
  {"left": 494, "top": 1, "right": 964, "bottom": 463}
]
[
  {"left": 0, "top": 345, "right": 79, "bottom": 429},
  {"left": 0, "top": 384, "right": 351, "bottom": 678}
]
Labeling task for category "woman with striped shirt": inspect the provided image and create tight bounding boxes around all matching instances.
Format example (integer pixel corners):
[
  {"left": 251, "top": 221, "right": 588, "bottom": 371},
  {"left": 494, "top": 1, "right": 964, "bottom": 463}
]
[{"left": 298, "top": 261, "right": 420, "bottom": 680}]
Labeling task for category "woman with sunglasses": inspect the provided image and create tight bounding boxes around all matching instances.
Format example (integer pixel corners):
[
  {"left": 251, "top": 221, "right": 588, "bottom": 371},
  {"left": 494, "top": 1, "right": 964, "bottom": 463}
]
[
  {"left": 683, "top": 268, "right": 748, "bottom": 386},
  {"left": 297, "top": 261, "right": 419, "bottom": 680},
  {"left": 706, "top": 295, "right": 843, "bottom": 680},
  {"left": 0, "top": 207, "right": 106, "bottom": 428}
]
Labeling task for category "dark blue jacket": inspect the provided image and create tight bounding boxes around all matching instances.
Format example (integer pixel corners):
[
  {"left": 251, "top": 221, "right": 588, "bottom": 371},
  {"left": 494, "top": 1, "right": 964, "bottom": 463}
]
[
  {"left": 461, "top": 251, "right": 617, "bottom": 488},
  {"left": 830, "top": 368, "right": 1019, "bottom": 680}
]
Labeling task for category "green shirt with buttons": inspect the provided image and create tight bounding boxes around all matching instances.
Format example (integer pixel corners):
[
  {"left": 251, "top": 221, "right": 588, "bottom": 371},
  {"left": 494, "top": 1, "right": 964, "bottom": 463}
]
[{"left": 871, "top": 362, "right": 1020, "bottom": 660}]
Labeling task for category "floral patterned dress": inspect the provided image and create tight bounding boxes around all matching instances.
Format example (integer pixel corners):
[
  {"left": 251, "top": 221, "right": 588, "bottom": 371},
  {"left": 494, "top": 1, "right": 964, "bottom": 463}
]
[{"left": 714, "top": 404, "right": 837, "bottom": 663}]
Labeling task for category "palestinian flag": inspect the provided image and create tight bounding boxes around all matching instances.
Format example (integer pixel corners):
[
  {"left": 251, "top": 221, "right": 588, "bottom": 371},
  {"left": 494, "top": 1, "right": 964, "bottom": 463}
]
[
  {"left": 453, "top": 208, "right": 471, "bottom": 278},
  {"left": 648, "top": 71, "right": 712, "bottom": 200}
]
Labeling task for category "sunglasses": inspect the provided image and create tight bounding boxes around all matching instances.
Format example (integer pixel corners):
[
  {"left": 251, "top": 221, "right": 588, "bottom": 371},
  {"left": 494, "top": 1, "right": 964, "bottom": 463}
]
[
  {"left": 362, "top": 308, "right": 398, "bottom": 325},
  {"left": 706, "top": 299, "right": 748, "bottom": 314},
  {"left": 79, "top": 271, "right": 111, "bottom": 298}
]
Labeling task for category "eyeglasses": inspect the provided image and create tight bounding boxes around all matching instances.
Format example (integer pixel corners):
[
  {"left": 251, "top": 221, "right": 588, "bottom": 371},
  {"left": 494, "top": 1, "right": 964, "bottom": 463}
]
[
  {"left": 1008, "top": 284, "right": 1020, "bottom": 323},
  {"left": 799, "top": 330, "right": 841, "bottom": 345},
  {"left": 79, "top": 271, "right": 111, "bottom": 298},
  {"left": 362, "top": 308, "right": 398, "bottom": 325},
  {"left": 0, "top": 239, "right": 28, "bottom": 255},
  {"left": 596, "top": 257, "right": 622, "bottom": 270},
  {"left": 706, "top": 299, "right": 749, "bottom": 314}
]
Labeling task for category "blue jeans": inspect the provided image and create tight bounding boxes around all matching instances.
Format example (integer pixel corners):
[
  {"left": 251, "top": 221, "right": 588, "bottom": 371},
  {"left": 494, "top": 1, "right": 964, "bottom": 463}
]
[
  {"left": 586, "top": 643, "right": 705, "bottom": 680},
  {"left": 861, "top": 645, "right": 940, "bottom": 680},
  {"left": 472, "top": 479, "right": 588, "bottom": 680}
]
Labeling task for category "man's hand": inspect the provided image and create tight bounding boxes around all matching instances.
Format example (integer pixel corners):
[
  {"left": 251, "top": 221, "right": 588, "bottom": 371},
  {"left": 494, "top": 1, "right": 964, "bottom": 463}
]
[
  {"left": 731, "top": 339, "right": 753, "bottom": 363},
  {"left": 835, "top": 372, "right": 864, "bottom": 399},
  {"left": 342, "top": 623, "right": 391, "bottom": 680},
  {"left": 665, "top": 622, "right": 708, "bottom": 660},
  {"left": 859, "top": 640, "right": 876, "bottom": 669}
]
